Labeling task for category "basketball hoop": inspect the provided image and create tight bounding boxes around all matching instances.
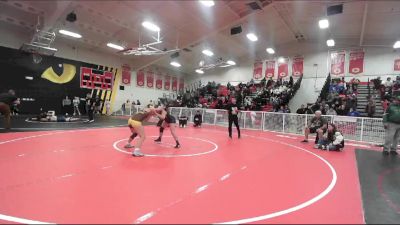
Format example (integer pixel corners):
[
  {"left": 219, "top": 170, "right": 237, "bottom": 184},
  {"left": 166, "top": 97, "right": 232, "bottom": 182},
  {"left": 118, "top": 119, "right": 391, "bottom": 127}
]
[{"left": 32, "top": 52, "right": 43, "bottom": 64}]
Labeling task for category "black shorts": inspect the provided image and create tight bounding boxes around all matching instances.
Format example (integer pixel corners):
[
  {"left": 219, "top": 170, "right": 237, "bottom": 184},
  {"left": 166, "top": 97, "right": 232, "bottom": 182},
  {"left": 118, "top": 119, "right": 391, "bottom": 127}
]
[{"left": 165, "top": 115, "right": 176, "bottom": 124}]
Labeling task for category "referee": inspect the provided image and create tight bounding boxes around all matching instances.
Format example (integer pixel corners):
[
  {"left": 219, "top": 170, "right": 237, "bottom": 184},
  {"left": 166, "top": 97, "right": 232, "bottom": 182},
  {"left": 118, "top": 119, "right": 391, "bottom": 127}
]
[{"left": 227, "top": 98, "right": 241, "bottom": 139}]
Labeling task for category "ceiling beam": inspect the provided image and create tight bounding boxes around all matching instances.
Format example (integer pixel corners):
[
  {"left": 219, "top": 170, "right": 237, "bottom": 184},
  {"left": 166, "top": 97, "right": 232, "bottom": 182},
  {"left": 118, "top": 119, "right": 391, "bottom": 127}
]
[
  {"left": 271, "top": 4, "right": 299, "bottom": 42},
  {"left": 359, "top": 2, "right": 369, "bottom": 46}
]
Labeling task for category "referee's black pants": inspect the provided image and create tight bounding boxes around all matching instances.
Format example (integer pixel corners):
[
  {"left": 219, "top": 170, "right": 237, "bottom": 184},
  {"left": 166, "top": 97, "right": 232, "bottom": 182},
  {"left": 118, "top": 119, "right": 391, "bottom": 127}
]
[{"left": 228, "top": 115, "right": 240, "bottom": 138}]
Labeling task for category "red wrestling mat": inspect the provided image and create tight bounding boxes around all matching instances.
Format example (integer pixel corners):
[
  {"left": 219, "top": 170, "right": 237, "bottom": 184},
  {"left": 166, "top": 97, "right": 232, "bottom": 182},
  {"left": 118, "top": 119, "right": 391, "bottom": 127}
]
[{"left": 0, "top": 126, "right": 364, "bottom": 224}]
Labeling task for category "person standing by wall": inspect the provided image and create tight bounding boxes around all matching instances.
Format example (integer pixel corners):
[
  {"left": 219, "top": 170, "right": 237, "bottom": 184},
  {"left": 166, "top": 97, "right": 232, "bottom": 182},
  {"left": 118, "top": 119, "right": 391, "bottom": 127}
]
[
  {"left": 383, "top": 91, "right": 400, "bottom": 156},
  {"left": 73, "top": 96, "right": 81, "bottom": 116},
  {"left": 0, "top": 90, "right": 18, "bottom": 129},
  {"left": 105, "top": 99, "right": 111, "bottom": 116}
]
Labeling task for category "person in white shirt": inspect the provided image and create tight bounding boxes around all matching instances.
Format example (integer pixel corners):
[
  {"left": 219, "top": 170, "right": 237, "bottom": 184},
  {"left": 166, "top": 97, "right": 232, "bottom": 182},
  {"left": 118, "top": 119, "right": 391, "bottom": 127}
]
[
  {"left": 73, "top": 97, "right": 81, "bottom": 116},
  {"left": 384, "top": 77, "right": 393, "bottom": 90},
  {"left": 105, "top": 100, "right": 111, "bottom": 115}
]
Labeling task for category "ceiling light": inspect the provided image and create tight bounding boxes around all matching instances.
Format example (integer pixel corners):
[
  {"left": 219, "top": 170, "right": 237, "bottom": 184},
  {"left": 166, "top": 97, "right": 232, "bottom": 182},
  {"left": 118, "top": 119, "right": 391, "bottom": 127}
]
[
  {"left": 107, "top": 43, "right": 124, "bottom": 51},
  {"left": 170, "top": 61, "right": 181, "bottom": 67},
  {"left": 59, "top": 29, "right": 82, "bottom": 38},
  {"left": 195, "top": 69, "right": 204, "bottom": 74},
  {"left": 394, "top": 41, "right": 400, "bottom": 49},
  {"left": 319, "top": 19, "right": 329, "bottom": 29},
  {"left": 202, "top": 49, "right": 214, "bottom": 56},
  {"left": 278, "top": 57, "right": 285, "bottom": 63},
  {"left": 246, "top": 33, "right": 258, "bottom": 42},
  {"left": 25, "top": 76, "right": 33, "bottom": 80},
  {"left": 327, "top": 39, "right": 335, "bottom": 47},
  {"left": 142, "top": 21, "right": 160, "bottom": 32},
  {"left": 266, "top": 48, "right": 275, "bottom": 54},
  {"left": 199, "top": 0, "right": 215, "bottom": 7},
  {"left": 227, "top": 60, "right": 236, "bottom": 65}
]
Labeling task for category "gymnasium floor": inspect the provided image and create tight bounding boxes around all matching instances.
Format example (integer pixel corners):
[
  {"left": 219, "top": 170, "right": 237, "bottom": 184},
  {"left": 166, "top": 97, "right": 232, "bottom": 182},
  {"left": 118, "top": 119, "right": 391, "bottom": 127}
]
[{"left": 0, "top": 116, "right": 398, "bottom": 224}]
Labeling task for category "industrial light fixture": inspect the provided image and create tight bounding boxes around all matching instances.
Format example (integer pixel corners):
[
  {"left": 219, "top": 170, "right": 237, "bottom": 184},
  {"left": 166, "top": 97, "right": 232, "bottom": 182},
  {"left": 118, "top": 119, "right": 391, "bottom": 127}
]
[
  {"left": 107, "top": 43, "right": 124, "bottom": 51},
  {"left": 25, "top": 76, "right": 34, "bottom": 80},
  {"left": 170, "top": 61, "right": 181, "bottom": 67},
  {"left": 142, "top": 21, "right": 160, "bottom": 32},
  {"left": 246, "top": 33, "right": 258, "bottom": 42},
  {"left": 319, "top": 19, "right": 329, "bottom": 29},
  {"left": 58, "top": 29, "right": 82, "bottom": 38},
  {"left": 227, "top": 60, "right": 236, "bottom": 65},
  {"left": 199, "top": 0, "right": 215, "bottom": 7},
  {"left": 394, "top": 40, "right": 400, "bottom": 49},
  {"left": 266, "top": 48, "right": 275, "bottom": 54},
  {"left": 278, "top": 57, "right": 285, "bottom": 63},
  {"left": 195, "top": 69, "right": 204, "bottom": 74},
  {"left": 202, "top": 49, "right": 214, "bottom": 56},
  {"left": 327, "top": 39, "right": 335, "bottom": 47}
]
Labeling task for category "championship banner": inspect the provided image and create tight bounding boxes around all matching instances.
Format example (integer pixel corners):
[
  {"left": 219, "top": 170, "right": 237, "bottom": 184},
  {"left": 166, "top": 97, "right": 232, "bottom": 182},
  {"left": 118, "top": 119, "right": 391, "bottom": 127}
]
[
  {"left": 395, "top": 58, "right": 400, "bottom": 72},
  {"left": 179, "top": 78, "right": 184, "bottom": 91},
  {"left": 292, "top": 57, "right": 304, "bottom": 77},
  {"left": 172, "top": 76, "right": 178, "bottom": 91},
  {"left": 146, "top": 70, "right": 154, "bottom": 88},
  {"left": 121, "top": 64, "right": 131, "bottom": 85},
  {"left": 330, "top": 51, "right": 346, "bottom": 76},
  {"left": 155, "top": 72, "right": 163, "bottom": 90},
  {"left": 277, "top": 57, "right": 289, "bottom": 78},
  {"left": 348, "top": 50, "right": 364, "bottom": 75},
  {"left": 136, "top": 70, "right": 145, "bottom": 87},
  {"left": 253, "top": 61, "right": 263, "bottom": 80},
  {"left": 164, "top": 74, "right": 171, "bottom": 90},
  {"left": 265, "top": 60, "right": 275, "bottom": 78}
]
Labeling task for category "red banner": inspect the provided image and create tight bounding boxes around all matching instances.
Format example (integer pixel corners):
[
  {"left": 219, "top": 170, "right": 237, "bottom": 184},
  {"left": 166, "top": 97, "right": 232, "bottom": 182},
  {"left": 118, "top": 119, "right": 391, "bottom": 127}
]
[
  {"left": 292, "top": 57, "right": 304, "bottom": 77},
  {"left": 277, "top": 58, "right": 289, "bottom": 78},
  {"left": 179, "top": 78, "right": 184, "bottom": 91},
  {"left": 349, "top": 50, "right": 364, "bottom": 75},
  {"left": 330, "top": 51, "right": 346, "bottom": 76},
  {"left": 253, "top": 61, "right": 263, "bottom": 79},
  {"left": 172, "top": 77, "right": 178, "bottom": 91},
  {"left": 155, "top": 72, "right": 163, "bottom": 90},
  {"left": 80, "top": 67, "right": 114, "bottom": 90},
  {"left": 136, "top": 70, "right": 145, "bottom": 87},
  {"left": 395, "top": 58, "right": 400, "bottom": 71},
  {"left": 146, "top": 70, "right": 154, "bottom": 88},
  {"left": 121, "top": 64, "right": 131, "bottom": 85},
  {"left": 164, "top": 75, "right": 171, "bottom": 90},
  {"left": 265, "top": 60, "right": 275, "bottom": 78}
]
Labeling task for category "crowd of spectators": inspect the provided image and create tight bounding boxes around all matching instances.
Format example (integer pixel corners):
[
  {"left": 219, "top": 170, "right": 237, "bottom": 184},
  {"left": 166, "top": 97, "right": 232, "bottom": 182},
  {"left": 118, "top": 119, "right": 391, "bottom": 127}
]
[
  {"left": 296, "top": 77, "right": 363, "bottom": 117},
  {"left": 371, "top": 76, "right": 400, "bottom": 113},
  {"left": 176, "top": 76, "right": 301, "bottom": 112}
]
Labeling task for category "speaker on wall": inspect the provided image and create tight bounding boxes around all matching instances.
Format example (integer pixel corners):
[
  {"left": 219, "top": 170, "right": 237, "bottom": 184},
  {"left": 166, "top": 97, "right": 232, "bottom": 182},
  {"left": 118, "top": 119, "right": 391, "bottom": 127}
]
[{"left": 230, "top": 26, "right": 242, "bottom": 35}]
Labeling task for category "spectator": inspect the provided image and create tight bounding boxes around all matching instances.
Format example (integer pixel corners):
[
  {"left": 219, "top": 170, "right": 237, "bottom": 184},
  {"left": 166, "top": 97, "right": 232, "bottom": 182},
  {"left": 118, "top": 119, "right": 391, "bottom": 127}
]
[
  {"left": 136, "top": 100, "right": 141, "bottom": 105},
  {"left": 301, "top": 111, "right": 328, "bottom": 143},
  {"left": 315, "top": 123, "right": 337, "bottom": 149},
  {"left": 62, "top": 96, "right": 72, "bottom": 115},
  {"left": 382, "top": 99, "right": 390, "bottom": 113},
  {"left": 105, "top": 99, "right": 111, "bottom": 116},
  {"left": 0, "top": 90, "right": 18, "bottom": 129},
  {"left": 365, "top": 96, "right": 376, "bottom": 117},
  {"left": 350, "top": 77, "right": 360, "bottom": 92},
  {"left": 326, "top": 105, "right": 337, "bottom": 116},
  {"left": 383, "top": 77, "right": 393, "bottom": 91},
  {"left": 73, "top": 96, "right": 81, "bottom": 116},
  {"left": 336, "top": 104, "right": 347, "bottom": 116},
  {"left": 296, "top": 104, "right": 306, "bottom": 114},
  {"left": 193, "top": 111, "right": 202, "bottom": 127},
  {"left": 284, "top": 105, "right": 291, "bottom": 113},
  {"left": 383, "top": 91, "right": 400, "bottom": 155},
  {"left": 178, "top": 114, "right": 188, "bottom": 128},
  {"left": 348, "top": 107, "right": 360, "bottom": 117}
]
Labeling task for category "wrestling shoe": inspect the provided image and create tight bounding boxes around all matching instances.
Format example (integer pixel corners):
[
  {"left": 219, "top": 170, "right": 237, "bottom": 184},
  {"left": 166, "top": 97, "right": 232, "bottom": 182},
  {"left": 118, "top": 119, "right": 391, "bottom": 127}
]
[{"left": 132, "top": 151, "right": 144, "bottom": 157}]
